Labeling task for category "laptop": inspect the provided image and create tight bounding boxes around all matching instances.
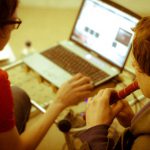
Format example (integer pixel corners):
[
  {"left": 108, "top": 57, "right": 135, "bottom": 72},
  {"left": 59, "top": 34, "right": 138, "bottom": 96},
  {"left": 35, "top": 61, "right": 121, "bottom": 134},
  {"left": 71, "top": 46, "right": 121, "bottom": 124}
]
[{"left": 23, "top": 0, "right": 141, "bottom": 88}]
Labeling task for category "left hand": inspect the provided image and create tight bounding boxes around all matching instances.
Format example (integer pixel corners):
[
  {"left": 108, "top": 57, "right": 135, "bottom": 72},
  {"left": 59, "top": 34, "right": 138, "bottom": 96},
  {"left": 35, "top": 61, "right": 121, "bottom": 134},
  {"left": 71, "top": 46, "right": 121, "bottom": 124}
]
[
  {"left": 86, "top": 88, "right": 124, "bottom": 128},
  {"left": 116, "top": 100, "right": 134, "bottom": 127},
  {"left": 55, "top": 73, "right": 94, "bottom": 109}
]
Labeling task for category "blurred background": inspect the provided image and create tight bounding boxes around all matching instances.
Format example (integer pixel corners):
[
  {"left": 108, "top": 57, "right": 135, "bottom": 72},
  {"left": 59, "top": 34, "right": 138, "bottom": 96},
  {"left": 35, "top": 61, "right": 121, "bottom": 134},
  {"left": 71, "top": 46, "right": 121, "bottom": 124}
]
[{"left": 9, "top": 0, "right": 150, "bottom": 59}]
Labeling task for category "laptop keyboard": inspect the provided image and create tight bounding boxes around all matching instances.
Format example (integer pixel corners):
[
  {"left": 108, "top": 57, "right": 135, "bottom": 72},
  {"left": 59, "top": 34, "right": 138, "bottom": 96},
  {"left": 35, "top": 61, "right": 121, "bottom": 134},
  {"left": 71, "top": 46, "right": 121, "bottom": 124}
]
[{"left": 41, "top": 45, "right": 109, "bottom": 84}]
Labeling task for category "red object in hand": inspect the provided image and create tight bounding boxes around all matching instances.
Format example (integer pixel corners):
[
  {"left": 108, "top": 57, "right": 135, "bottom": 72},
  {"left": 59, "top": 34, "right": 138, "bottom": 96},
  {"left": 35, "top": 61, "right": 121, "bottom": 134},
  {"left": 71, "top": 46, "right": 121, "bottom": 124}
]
[{"left": 110, "top": 81, "right": 139, "bottom": 105}]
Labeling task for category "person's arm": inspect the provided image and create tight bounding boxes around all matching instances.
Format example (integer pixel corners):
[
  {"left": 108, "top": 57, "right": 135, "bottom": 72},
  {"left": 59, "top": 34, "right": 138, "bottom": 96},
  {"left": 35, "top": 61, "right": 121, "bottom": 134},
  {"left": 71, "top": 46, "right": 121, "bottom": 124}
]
[
  {"left": 0, "top": 73, "right": 93, "bottom": 150},
  {"left": 79, "top": 125, "right": 109, "bottom": 150},
  {"left": 78, "top": 88, "right": 124, "bottom": 150},
  {"left": 79, "top": 100, "right": 134, "bottom": 150},
  {"left": 0, "top": 103, "right": 67, "bottom": 150}
]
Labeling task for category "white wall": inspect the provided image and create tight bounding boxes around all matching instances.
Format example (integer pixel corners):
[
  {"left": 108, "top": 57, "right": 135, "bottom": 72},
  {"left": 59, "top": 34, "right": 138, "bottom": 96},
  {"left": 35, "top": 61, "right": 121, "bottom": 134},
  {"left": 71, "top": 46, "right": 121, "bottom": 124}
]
[
  {"left": 20, "top": 0, "right": 150, "bottom": 16},
  {"left": 20, "top": 0, "right": 82, "bottom": 8},
  {"left": 112, "top": 0, "right": 150, "bottom": 16}
]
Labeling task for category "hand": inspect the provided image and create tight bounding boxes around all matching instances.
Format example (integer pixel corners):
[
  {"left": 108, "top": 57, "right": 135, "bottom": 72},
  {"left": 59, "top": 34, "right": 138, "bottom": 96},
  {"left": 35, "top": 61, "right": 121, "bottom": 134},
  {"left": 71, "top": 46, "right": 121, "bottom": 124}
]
[
  {"left": 55, "top": 73, "right": 93, "bottom": 109},
  {"left": 86, "top": 88, "right": 123, "bottom": 128},
  {"left": 116, "top": 100, "right": 134, "bottom": 127}
]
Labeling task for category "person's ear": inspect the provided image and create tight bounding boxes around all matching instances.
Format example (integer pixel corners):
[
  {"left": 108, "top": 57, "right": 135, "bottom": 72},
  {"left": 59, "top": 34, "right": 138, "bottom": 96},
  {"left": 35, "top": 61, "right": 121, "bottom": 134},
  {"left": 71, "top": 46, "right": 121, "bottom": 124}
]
[
  {"left": 132, "top": 60, "right": 143, "bottom": 73},
  {"left": 135, "top": 66, "right": 143, "bottom": 73}
]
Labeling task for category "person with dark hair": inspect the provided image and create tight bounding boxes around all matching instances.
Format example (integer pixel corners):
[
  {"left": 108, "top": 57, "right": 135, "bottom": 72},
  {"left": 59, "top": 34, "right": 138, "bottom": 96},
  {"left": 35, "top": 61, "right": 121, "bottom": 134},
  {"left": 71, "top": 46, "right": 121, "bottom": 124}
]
[
  {"left": 0, "top": 0, "right": 93, "bottom": 149},
  {"left": 78, "top": 17, "right": 150, "bottom": 150}
]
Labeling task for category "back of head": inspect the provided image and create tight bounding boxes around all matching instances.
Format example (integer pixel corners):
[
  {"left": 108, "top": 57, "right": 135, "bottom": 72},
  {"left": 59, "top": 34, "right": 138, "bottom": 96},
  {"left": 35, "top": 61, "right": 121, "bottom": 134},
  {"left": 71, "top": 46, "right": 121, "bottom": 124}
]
[
  {"left": 133, "top": 16, "right": 150, "bottom": 76},
  {"left": 0, "top": 0, "right": 18, "bottom": 28}
]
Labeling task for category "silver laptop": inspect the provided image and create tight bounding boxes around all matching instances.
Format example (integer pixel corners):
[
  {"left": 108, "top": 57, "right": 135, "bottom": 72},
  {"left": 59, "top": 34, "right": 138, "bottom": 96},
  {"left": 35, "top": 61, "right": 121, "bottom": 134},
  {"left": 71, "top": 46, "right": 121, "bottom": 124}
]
[{"left": 23, "top": 0, "right": 140, "bottom": 88}]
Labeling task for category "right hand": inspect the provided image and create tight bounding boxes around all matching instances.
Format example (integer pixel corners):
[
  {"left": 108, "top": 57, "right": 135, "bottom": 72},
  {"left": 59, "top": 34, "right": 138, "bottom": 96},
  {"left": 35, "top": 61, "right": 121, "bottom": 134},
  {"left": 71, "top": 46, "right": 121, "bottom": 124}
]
[
  {"left": 55, "top": 73, "right": 94, "bottom": 109},
  {"left": 116, "top": 100, "right": 134, "bottom": 127},
  {"left": 86, "top": 88, "right": 124, "bottom": 128}
]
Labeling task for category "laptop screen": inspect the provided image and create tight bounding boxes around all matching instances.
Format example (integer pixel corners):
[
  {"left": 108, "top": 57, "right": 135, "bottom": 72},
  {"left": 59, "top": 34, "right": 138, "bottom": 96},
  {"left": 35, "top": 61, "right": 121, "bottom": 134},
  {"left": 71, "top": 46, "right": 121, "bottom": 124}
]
[{"left": 71, "top": 0, "right": 140, "bottom": 68}]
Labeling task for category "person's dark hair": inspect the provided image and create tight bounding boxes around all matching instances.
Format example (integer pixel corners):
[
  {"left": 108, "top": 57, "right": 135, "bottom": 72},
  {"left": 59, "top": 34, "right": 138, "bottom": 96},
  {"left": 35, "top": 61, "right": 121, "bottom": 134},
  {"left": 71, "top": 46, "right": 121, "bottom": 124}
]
[
  {"left": 132, "top": 16, "right": 150, "bottom": 76},
  {"left": 0, "top": 0, "right": 18, "bottom": 28}
]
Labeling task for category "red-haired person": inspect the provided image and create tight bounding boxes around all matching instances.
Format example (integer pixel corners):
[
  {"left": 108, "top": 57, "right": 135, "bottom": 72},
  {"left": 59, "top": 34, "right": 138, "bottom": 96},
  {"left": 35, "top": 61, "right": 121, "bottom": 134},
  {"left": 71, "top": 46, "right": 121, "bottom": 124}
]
[{"left": 79, "top": 17, "right": 150, "bottom": 150}]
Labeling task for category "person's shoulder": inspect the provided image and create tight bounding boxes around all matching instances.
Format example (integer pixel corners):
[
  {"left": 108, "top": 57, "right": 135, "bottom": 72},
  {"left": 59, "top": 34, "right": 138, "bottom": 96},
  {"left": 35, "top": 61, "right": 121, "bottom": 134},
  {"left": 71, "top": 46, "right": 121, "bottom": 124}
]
[
  {"left": 131, "top": 135, "right": 150, "bottom": 150},
  {"left": 131, "top": 102, "right": 150, "bottom": 138},
  {"left": 0, "top": 69, "right": 8, "bottom": 79}
]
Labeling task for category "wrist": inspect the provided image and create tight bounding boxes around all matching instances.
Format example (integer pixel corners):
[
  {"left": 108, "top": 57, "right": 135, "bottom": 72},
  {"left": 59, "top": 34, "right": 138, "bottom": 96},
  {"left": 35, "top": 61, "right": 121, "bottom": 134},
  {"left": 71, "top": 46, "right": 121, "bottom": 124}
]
[
  {"left": 46, "top": 101, "right": 66, "bottom": 118},
  {"left": 53, "top": 100, "right": 66, "bottom": 111}
]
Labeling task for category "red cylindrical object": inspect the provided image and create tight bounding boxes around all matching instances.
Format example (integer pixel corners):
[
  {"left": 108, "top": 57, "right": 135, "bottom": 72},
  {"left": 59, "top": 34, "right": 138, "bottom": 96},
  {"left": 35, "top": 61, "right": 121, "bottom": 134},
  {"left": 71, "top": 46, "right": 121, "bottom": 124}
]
[
  {"left": 110, "top": 81, "right": 139, "bottom": 105},
  {"left": 82, "top": 81, "right": 139, "bottom": 120}
]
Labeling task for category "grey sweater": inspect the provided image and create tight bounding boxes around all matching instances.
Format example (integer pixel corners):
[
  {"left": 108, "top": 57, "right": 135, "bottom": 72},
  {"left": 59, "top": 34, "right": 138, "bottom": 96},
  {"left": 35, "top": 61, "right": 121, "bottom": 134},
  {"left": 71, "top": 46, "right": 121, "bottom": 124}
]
[{"left": 79, "top": 102, "right": 150, "bottom": 150}]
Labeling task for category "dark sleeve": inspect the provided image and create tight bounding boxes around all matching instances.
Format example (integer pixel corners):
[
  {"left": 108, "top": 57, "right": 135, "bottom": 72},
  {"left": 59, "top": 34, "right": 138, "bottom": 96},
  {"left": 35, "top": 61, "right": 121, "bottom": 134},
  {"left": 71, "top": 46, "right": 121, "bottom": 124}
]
[
  {"left": 0, "top": 69, "right": 15, "bottom": 132},
  {"left": 79, "top": 125, "right": 109, "bottom": 150}
]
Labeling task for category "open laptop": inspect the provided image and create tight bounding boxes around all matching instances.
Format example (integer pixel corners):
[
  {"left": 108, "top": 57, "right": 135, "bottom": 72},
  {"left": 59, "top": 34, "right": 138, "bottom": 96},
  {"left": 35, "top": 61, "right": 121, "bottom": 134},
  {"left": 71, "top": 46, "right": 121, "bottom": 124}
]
[{"left": 23, "top": 0, "right": 141, "bottom": 88}]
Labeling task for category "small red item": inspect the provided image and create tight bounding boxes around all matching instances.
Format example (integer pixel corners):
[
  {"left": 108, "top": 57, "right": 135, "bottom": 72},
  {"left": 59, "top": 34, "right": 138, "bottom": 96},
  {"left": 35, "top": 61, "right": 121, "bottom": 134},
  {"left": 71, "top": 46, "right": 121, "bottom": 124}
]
[{"left": 110, "top": 81, "right": 139, "bottom": 105}]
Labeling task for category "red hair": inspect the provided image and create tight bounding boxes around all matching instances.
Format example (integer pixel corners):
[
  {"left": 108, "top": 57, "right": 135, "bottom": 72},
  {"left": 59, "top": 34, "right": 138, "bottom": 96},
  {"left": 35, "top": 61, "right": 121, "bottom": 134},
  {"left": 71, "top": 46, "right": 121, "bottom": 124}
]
[{"left": 132, "top": 16, "right": 150, "bottom": 75}]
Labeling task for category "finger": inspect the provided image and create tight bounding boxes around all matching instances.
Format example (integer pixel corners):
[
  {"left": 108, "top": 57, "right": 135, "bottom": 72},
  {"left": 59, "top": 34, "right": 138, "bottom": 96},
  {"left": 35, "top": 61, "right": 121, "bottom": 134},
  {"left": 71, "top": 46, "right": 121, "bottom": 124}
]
[
  {"left": 111, "top": 101, "right": 124, "bottom": 117},
  {"left": 97, "top": 89, "right": 104, "bottom": 96},
  {"left": 111, "top": 100, "right": 123, "bottom": 109},
  {"left": 79, "top": 91, "right": 92, "bottom": 98},
  {"left": 117, "top": 111, "right": 127, "bottom": 118},
  {"left": 87, "top": 97, "right": 93, "bottom": 106},
  {"left": 75, "top": 83, "right": 94, "bottom": 92},
  {"left": 74, "top": 91, "right": 92, "bottom": 104},
  {"left": 92, "top": 89, "right": 104, "bottom": 102},
  {"left": 99, "top": 88, "right": 114, "bottom": 104},
  {"left": 119, "top": 100, "right": 132, "bottom": 112},
  {"left": 90, "top": 89, "right": 111, "bottom": 105},
  {"left": 88, "top": 97, "right": 93, "bottom": 102},
  {"left": 68, "top": 73, "right": 84, "bottom": 83},
  {"left": 72, "top": 76, "right": 93, "bottom": 87},
  {"left": 86, "top": 97, "right": 93, "bottom": 110},
  {"left": 122, "top": 100, "right": 131, "bottom": 107}
]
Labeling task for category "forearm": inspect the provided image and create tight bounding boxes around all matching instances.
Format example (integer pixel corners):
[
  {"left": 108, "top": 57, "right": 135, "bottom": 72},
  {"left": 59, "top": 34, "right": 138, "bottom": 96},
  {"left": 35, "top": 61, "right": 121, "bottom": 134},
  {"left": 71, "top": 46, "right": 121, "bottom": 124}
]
[
  {"left": 20, "top": 102, "right": 65, "bottom": 150},
  {"left": 79, "top": 125, "right": 109, "bottom": 150}
]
